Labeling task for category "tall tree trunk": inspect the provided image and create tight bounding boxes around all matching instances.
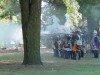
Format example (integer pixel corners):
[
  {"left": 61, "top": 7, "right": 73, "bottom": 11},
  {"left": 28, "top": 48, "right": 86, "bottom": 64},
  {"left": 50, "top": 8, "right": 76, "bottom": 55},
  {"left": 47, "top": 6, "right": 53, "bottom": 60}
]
[
  {"left": 20, "top": 0, "right": 42, "bottom": 65},
  {"left": 9, "top": 14, "right": 13, "bottom": 20}
]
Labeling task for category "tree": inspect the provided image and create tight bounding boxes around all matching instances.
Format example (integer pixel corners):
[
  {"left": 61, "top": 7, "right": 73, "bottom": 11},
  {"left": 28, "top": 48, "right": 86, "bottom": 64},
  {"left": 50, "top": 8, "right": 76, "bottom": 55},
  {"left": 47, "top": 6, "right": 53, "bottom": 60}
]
[
  {"left": 63, "top": 0, "right": 82, "bottom": 27},
  {"left": 20, "top": 0, "right": 42, "bottom": 65},
  {"left": 77, "top": 0, "right": 100, "bottom": 38},
  {"left": 42, "top": 0, "right": 66, "bottom": 25},
  {"left": 41, "top": 0, "right": 66, "bottom": 48},
  {"left": 0, "top": 0, "right": 20, "bottom": 22}
]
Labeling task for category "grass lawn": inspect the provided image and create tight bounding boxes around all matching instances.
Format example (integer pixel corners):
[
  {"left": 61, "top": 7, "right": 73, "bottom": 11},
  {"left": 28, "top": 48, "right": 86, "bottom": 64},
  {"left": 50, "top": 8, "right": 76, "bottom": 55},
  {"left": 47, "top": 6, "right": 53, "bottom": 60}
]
[{"left": 0, "top": 48, "right": 100, "bottom": 75}]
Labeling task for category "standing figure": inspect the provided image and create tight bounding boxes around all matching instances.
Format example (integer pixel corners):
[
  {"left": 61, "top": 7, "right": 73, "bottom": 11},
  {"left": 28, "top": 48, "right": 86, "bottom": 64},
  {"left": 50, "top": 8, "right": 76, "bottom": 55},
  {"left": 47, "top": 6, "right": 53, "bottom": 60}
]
[
  {"left": 52, "top": 40, "right": 59, "bottom": 57},
  {"left": 63, "top": 35, "right": 72, "bottom": 59},
  {"left": 58, "top": 39, "right": 63, "bottom": 57},
  {"left": 72, "top": 31, "right": 81, "bottom": 60},
  {"left": 92, "top": 30, "right": 100, "bottom": 58}
]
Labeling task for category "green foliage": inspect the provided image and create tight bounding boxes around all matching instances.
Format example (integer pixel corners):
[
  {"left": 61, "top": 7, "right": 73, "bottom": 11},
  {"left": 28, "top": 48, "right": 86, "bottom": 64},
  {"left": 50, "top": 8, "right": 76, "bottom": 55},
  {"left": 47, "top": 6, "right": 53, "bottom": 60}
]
[
  {"left": 77, "top": 0, "right": 100, "bottom": 5},
  {"left": 48, "top": 0, "right": 64, "bottom": 5},
  {"left": 77, "top": 0, "right": 100, "bottom": 19},
  {"left": 63, "top": 0, "right": 82, "bottom": 26},
  {"left": 76, "top": 0, "right": 100, "bottom": 38},
  {"left": 42, "top": 0, "right": 66, "bottom": 27},
  {"left": 0, "top": 0, "right": 21, "bottom": 23}
]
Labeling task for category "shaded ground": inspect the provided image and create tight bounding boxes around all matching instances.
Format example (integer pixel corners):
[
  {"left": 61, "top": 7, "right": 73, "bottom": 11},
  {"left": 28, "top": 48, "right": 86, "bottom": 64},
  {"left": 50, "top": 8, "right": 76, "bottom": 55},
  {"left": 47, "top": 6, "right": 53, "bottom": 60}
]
[{"left": 0, "top": 48, "right": 100, "bottom": 75}]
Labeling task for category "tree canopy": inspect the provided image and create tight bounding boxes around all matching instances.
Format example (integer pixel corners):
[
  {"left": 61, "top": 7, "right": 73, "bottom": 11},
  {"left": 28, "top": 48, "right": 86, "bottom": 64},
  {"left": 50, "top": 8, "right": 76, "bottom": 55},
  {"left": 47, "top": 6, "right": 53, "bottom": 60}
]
[
  {"left": 77, "top": 0, "right": 100, "bottom": 18},
  {"left": 63, "top": 0, "right": 82, "bottom": 26},
  {"left": 0, "top": 0, "right": 20, "bottom": 22},
  {"left": 77, "top": 0, "right": 100, "bottom": 5}
]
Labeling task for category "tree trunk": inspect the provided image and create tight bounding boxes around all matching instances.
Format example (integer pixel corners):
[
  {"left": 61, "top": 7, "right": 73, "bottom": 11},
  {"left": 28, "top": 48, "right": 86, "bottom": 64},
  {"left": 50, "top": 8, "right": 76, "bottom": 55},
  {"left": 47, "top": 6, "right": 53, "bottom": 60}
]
[{"left": 20, "top": 0, "right": 42, "bottom": 65}]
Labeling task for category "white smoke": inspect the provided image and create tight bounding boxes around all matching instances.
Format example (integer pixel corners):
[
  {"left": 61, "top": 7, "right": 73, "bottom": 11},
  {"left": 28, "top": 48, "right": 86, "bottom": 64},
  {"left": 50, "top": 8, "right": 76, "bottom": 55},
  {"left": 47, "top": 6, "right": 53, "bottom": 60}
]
[
  {"left": 42, "top": 15, "right": 72, "bottom": 34},
  {"left": 0, "top": 21, "right": 23, "bottom": 48}
]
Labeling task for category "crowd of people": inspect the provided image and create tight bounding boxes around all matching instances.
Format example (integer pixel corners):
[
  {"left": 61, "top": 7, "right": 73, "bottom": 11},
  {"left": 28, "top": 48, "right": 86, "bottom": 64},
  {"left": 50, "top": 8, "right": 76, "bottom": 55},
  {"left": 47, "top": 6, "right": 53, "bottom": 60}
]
[{"left": 52, "top": 30, "right": 100, "bottom": 60}]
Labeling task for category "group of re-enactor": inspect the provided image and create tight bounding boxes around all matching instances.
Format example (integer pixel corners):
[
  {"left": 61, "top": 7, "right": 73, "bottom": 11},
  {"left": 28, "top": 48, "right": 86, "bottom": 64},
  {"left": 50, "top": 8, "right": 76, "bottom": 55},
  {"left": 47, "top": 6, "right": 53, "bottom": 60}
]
[{"left": 52, "top": 30, "right": 100, "bottom": 60}]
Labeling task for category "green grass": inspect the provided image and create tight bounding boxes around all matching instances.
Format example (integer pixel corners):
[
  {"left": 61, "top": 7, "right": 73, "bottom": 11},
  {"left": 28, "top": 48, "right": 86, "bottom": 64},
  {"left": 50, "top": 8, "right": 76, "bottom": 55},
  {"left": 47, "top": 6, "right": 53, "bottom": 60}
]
[
  {"left": 0, "top": 52, "right": 23, "bottom": 61},
  {"left": 0, "top": 50, "right": 100, "bottom": 75}
]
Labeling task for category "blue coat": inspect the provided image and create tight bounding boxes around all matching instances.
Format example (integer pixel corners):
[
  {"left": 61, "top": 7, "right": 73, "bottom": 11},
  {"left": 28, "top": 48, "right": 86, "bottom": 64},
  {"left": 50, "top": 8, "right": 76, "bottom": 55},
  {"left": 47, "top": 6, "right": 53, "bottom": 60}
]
[{"left": 94, "top": 36, "right": 100, "bottom": 46}]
